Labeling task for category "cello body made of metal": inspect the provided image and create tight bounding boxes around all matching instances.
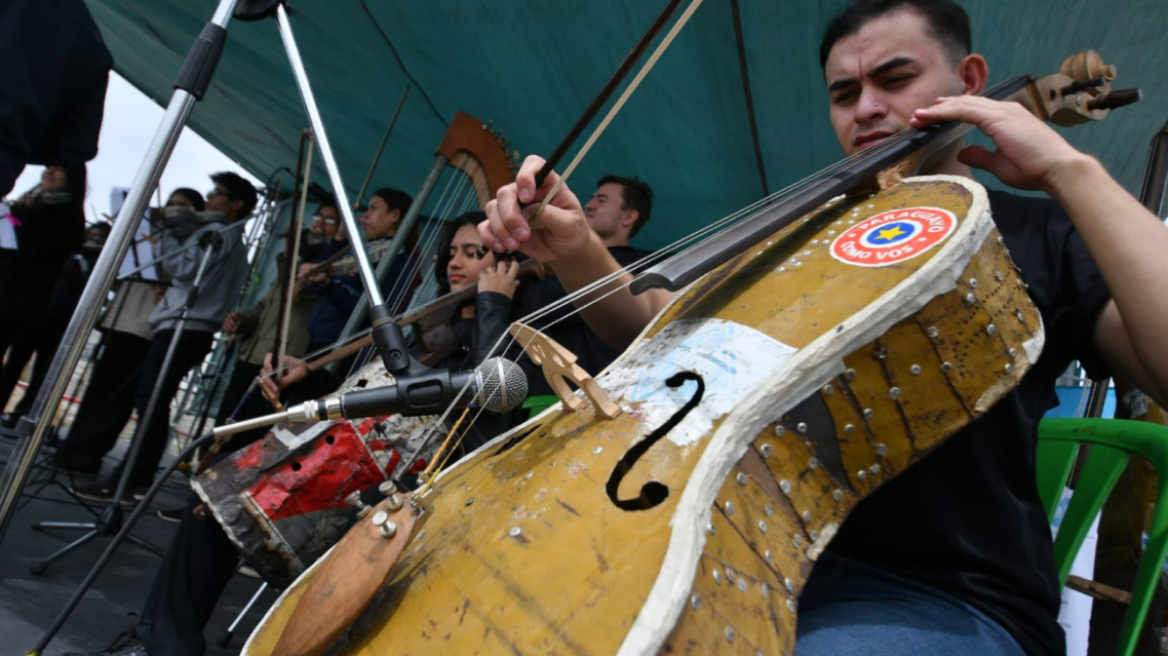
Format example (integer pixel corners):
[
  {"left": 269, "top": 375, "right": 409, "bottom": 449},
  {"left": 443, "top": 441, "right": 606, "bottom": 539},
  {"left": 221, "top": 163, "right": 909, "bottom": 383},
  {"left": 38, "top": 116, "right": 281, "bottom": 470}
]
[{"left": 243, "top": 174, "right": 1042, "bottom": 655}]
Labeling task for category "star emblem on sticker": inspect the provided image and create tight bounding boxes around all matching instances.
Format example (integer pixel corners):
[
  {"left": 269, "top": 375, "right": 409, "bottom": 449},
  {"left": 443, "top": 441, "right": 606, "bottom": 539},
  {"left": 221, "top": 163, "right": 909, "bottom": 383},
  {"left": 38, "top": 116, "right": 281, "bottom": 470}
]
[{"left": 875, "top": 226, "right": 906, "bottom": 241}]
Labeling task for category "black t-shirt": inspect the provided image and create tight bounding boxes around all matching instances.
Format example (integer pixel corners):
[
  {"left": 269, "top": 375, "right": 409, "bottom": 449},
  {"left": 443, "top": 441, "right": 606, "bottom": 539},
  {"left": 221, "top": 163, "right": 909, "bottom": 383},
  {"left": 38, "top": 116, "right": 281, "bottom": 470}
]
[
  {"left": 513, "top": 245, "right": 644, "bottom": 397},
  {"left": 827, "top": 190, "right": 1112, "bottom": 656}
]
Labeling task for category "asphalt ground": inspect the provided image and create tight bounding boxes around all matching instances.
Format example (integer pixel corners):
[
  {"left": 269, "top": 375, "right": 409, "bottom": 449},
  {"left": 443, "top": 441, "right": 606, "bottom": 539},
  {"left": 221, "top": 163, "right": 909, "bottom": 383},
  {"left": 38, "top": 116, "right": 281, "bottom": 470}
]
[{"left": 0, "top": 417, "right": 278, "bottom": 655}]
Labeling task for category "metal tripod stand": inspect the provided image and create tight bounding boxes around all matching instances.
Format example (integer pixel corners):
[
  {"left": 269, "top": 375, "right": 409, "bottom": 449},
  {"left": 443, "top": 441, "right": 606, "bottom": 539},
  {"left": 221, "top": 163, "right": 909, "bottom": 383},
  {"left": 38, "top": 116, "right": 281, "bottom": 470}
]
[{"left": 29, "top": 235, "right": 223, "bottom": 573}]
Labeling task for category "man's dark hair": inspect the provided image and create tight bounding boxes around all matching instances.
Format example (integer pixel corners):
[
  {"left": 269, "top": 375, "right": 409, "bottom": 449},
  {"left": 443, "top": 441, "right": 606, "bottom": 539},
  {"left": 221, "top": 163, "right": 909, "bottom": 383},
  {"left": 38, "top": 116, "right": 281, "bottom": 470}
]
[
  {"left": 371, "top": 187, "right": 413, "bottom": 214},
  {"left": 315, "top": 193, "right": 338, "bottom": 215},
  {"left": 169, "top": 187, "right": 205, "bottom": 212},
  {"left": 371, "top": 187, "right": 417, "bottom": 249},
  {"left": 819, "top": 0, "right": 971, "bottom": 70},
  {"left": 597, "top": 174, "right": 654, "bottom": 239},
  {"left": 211, "top": 171, "right": 258, "bottom": 219}
]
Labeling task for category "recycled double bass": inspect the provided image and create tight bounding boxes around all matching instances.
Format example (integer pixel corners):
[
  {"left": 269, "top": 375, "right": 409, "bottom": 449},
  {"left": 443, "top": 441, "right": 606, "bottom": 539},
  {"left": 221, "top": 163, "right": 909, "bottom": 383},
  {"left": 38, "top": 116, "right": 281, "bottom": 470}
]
[{"left": 243, "top": 52, "right": 1135, "bottom": 656}]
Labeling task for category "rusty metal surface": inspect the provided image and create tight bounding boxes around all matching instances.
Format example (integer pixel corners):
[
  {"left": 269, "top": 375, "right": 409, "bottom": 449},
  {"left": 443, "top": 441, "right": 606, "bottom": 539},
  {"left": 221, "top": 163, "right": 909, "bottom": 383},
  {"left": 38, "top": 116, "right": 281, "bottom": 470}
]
[{"left": 193, "top": 361, "right": 438, "bottom": 588}]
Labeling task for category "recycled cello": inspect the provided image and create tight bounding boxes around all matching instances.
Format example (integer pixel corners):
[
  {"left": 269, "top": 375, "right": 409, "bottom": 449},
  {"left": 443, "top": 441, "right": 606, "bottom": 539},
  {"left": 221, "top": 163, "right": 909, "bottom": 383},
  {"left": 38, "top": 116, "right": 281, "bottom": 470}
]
[{"left": 242, "top": 52, "right": 1138, "bottom": 656}]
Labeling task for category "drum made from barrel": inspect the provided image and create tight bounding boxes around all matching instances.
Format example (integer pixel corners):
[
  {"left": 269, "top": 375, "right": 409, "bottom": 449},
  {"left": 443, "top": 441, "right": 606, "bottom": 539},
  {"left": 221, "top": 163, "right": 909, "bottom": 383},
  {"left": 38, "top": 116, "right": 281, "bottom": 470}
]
[
  {"left": 192, "top": 361, "right": 439, "bottom": 588},
  {"left": 244, "top": 175, "right": 1044, "bottom": 655}
]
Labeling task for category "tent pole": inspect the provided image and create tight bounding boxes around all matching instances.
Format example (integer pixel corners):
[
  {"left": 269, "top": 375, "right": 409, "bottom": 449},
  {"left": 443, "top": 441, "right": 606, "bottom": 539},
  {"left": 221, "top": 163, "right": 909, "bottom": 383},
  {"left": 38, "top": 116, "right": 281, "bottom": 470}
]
[{"left": 0, "top": 0, "right": 240, "bottom": 545}]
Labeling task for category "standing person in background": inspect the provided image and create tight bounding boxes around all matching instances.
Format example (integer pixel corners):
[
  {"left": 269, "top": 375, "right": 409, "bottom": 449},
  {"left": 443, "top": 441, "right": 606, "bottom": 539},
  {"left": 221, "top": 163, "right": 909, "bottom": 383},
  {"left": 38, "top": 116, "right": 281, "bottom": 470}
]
[
  {"left": 72, "top": 173, "right": 253, "bottom": 501},
  {"left": 0, "top": 221, "right": 110, "bottom": 429},
  {"left": 52, "top": 189, "right": 201, "bottom": 474},
  {"left": 0, "top": 164, "right": 88, "bottom": 365},
  {"left": 0, "top": 0, "right": 111, "bottom": 195}
]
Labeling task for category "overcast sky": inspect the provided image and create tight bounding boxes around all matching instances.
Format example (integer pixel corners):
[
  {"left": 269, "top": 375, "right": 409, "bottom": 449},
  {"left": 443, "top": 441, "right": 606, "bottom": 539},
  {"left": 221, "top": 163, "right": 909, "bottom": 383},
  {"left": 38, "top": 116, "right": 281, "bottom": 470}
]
[{"left": 9, "top": 72, "right": 260, "bottom": 224}]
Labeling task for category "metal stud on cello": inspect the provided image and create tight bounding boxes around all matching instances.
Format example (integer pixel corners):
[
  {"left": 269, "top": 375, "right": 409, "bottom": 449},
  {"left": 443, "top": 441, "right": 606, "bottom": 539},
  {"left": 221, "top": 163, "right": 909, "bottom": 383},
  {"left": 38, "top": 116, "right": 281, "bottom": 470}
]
[{"left": 242, "top": 49, "right": 1137, "bottom": 656}]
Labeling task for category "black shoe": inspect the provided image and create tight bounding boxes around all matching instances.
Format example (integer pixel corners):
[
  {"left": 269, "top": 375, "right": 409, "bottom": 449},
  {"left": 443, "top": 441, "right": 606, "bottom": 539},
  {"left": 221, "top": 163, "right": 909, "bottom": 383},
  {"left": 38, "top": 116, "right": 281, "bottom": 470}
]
[
  {"left": 52, "top": 455, "right": 103, "bottom": 477},
  {"left": 156, "top": 506, "right": 184, "bottom": 523},
  {"left": 61, "top": 632, "right": 152, "bottom": 655},
  {"left": 71, "top": 480, "right": 145, "bottom": 506},
  {"left": 0, "top": 412, "right": 22, "bottom": 429}
]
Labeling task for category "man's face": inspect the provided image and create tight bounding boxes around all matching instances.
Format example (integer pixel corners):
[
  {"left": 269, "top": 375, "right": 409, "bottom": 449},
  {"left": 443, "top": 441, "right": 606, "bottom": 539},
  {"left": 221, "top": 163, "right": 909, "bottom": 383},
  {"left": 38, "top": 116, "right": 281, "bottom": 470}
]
[
  {"left": 312, "top": 205, "right": 340, "bottom": 239},
  {"left": 584, "top": 183, "right": 633, "bottom": 241},
  {"left": 824, "top": 10, "right": 966, "bottom": 156},
  {"left": 205, "top": 183, "right": 238, "bottom": 218}
]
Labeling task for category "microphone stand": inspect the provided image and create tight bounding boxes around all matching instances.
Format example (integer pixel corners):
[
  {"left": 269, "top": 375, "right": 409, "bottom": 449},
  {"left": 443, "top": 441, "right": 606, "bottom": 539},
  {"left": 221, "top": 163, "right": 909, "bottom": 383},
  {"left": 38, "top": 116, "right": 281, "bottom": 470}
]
[{"left": 28, "top": 236, "right": 223, "bottom": 575}]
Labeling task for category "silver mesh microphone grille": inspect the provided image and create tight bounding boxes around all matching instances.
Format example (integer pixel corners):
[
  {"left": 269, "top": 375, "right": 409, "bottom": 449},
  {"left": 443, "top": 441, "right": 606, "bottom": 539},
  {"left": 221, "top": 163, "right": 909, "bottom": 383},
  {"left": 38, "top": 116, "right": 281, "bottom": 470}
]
[{"left": 474, "top": 357, "right": 528, "bottom": 413}]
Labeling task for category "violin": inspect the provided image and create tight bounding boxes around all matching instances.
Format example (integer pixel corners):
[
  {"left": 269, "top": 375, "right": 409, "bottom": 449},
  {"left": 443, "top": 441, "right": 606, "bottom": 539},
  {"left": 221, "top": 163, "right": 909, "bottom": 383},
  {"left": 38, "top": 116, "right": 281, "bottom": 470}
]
[
  {"left": 241, "top": 51, "right": 1138, "bottom": 656},
  {"left": 302, "top": 256, "right": 549, "bottom": 372}
]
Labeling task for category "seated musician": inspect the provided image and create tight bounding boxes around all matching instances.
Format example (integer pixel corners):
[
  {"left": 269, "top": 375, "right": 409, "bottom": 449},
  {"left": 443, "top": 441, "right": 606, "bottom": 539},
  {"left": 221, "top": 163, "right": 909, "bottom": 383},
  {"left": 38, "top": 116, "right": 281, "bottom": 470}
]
[
  {"left": 480, "top": 2, "right": 1168, "bottom": 654},
  {"left": 302, "top": 187, "right": 419, "bottom": 353},
  {"left": 213, "top": 198, "right": 340, "bottom": 430},
  {"left": 512, "top": 174, "right": 653, "bottom": 392},
  {"left": 269, "top": 209, "right": 524, "bottom": 455}
]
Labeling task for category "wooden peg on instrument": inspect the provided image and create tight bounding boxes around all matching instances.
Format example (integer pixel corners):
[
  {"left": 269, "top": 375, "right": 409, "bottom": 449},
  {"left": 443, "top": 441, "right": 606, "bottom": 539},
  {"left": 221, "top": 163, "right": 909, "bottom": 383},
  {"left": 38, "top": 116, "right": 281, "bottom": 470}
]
[
  {"left": 256, "top": 374, "right": 286, "bottom": 412},
  {"left": 270, "top": 491, "right": 427, "bottom": 656},
  {"left": 1017, "top": 49, "right": 1131, "bottom": 127},
  {"left": 508, "top": 321, "right": 622, "bottom": 420}
]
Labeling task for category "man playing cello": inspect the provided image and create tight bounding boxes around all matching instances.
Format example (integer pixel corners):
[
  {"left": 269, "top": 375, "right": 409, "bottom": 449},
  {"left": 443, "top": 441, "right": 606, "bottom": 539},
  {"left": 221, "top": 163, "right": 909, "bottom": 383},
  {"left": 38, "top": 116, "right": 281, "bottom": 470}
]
[{"left": 481, "top": 1, "right": 1168, "bottom": 654}]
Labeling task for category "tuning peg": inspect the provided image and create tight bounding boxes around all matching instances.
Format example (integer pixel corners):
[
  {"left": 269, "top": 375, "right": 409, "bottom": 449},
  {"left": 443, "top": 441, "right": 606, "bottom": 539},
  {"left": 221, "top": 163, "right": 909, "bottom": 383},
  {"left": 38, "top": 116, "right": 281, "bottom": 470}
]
[
  {"left": 346, "top": 491, "right": 373, "bottom": 518},
  {"left": 385, "top": 492, "right": 404, "bottom": 512},
  {"left": 378, "top": 481, "right": 397, "bottom": 496},
  {"left": 1060, "top": 76, "right": 1108, "bottom": 96},
  {"left": 1088, "top": 88, "right": 1142, "bottom": 112}
]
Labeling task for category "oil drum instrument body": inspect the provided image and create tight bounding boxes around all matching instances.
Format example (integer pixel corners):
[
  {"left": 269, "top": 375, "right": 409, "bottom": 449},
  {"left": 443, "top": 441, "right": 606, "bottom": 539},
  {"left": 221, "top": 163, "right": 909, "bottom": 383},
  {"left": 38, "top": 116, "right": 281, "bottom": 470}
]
[
  {"left": 192, "top": 360, "right": 434, "bottom": 589},
  {"left": 244, "top": 174, "right": 1044, "bottom": 655}
]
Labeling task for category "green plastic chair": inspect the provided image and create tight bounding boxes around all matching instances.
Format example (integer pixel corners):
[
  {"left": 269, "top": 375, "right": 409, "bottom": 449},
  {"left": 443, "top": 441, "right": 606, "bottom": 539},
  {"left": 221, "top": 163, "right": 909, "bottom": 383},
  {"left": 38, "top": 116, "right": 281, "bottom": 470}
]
[{"left": 1037, "top": 418, "right": 1168, "bottom": 656}]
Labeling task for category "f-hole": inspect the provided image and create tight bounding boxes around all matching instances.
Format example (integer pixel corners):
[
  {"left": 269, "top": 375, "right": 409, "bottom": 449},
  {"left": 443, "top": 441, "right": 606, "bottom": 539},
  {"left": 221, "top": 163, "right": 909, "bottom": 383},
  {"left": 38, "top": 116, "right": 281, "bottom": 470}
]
[{"left": 606, "top": 371, "right": 705, "bottom": 511}]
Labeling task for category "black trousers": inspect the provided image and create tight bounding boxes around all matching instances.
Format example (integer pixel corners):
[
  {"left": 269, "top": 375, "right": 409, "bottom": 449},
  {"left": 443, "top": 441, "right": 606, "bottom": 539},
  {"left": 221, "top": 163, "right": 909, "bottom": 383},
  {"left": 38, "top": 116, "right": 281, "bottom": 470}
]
[
  {"left": 117, "top": 329, "right": 214, "bottom": 486},
  {"left": 132, "top": 368, "right": 328, "bottom": 655},
  {"left": 216, "top": 359, "right": 264, "bottom": 425},
  {"left": 135, "top": 494, "right": 240, "bottom": 656},
  {"left": 0, "top": 313, "right": 71, "bottom": 414},
  {"left": 53, "top": 331, "right": 151, "bottom": 469}
]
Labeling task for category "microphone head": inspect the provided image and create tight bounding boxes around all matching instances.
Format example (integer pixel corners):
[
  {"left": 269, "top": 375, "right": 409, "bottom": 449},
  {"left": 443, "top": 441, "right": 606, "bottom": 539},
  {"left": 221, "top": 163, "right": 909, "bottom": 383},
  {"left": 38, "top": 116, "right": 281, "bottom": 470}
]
[{"left": 474, "top": 357, "right": 528, "bottom": 413}]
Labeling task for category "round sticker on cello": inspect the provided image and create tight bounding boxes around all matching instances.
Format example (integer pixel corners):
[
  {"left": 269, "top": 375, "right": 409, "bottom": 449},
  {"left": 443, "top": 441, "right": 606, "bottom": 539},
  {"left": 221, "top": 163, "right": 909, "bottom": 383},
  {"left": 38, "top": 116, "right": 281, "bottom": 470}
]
[{"left": 830, "top": 206, "right": 957, "bottom": 267}]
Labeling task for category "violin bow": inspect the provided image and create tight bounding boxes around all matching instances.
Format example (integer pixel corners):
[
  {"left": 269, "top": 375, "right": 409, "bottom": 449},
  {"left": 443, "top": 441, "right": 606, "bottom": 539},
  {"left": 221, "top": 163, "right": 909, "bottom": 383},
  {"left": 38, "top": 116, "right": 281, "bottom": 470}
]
[
  {"left": 353, "top": 85, "right": 410, "bottom": 211},
  {"left": 474, "top": 0, "right": 698, "bottom": 259},
  {"left": 272, "top": 129, "right": 315, "bottom": 386}
]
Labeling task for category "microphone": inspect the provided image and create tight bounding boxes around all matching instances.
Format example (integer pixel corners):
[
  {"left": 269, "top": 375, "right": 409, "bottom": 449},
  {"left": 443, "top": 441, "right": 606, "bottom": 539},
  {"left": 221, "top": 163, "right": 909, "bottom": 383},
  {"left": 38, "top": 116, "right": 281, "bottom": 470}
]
[
  {"left": 289, "top": 356, "right": 528, "bottom": 422},
  {"left": 204, "top": 358, "right": 529, "bottom": 447}
]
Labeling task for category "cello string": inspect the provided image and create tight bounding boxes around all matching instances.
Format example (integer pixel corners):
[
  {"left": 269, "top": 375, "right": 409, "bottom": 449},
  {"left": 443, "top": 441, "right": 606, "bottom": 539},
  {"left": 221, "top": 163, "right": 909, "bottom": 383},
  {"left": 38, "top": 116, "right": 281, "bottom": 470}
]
[{"left": 410, "top": 135, "right": 919, "bottom": 481}]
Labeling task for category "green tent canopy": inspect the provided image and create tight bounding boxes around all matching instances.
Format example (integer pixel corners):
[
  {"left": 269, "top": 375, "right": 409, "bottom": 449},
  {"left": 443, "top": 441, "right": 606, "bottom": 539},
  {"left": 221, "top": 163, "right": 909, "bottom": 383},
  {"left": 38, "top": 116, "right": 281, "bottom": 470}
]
[{"left": 86, "top": 0, "right": 1168, "bottom": 251}]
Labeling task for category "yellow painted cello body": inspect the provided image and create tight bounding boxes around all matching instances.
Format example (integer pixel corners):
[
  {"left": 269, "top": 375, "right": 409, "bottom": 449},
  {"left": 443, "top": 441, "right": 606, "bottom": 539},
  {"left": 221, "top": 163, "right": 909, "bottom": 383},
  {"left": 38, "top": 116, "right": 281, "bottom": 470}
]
[{"left": 243, "top": 174, "right": 1042, "bottom": 655}]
